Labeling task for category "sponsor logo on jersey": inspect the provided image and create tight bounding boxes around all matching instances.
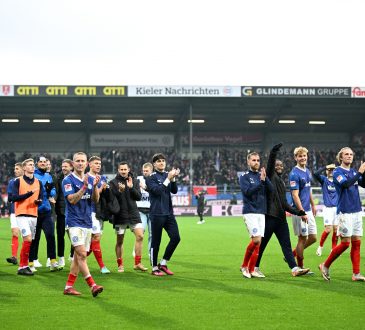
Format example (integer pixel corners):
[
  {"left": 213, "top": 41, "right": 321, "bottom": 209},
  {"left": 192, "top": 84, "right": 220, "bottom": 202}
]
[
  {"left": 64, "top": 184, "right": 72, "bottom": 192},
  {"left": 290, "top": 181, "right": 297, "bottom": 187},
  {"left": 336, "top": 175, "right": 344, "bottom": 182}
]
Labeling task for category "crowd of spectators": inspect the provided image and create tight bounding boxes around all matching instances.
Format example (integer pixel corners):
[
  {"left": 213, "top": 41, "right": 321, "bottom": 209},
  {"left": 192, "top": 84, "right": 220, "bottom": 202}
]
[{"left": 1, "top": 147, "right": 365, "bottom": 199}]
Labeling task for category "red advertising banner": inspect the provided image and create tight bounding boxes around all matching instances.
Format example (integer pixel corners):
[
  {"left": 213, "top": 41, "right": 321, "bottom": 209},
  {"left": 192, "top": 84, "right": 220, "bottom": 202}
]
[{"left": 193, "top": 185, "right": 217, "bottom": 196}]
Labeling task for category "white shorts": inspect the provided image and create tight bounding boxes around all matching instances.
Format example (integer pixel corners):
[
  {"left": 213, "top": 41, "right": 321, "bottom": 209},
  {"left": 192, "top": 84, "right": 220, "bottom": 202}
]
[
  {"left": 323, "top": 206, "right": 339, "bottom": 226},
  {"left": 337, "top": 212, "right": 363, "bottom": 238},
  {"left": 10, "top": 213, "right": 19, "bottom": 229},
  {"left": 292, "top": 211, "right": 317, "bottom": 236},
  {"left": 115, "top": 223, "right": 144, "bottom": 235},
  {"left": 91, "top": 212, "right": 103, "bottom": 235},
  {"left": 68, "top": 227, "right": 92, "bottom": 251},
  {"left": 16, "top": 216, "right": 37, "bottom": 239},
  {"left": 243, "top": 213, "right": 265, "bottom": 237}
]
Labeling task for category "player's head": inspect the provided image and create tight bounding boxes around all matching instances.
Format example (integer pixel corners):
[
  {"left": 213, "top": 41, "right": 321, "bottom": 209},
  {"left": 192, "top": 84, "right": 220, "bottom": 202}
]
[
  {"left": 325, "top": 164, "right": 336, "bottom": 178},
  {"left": 72, "top": 152, "right": 88, "bottom": 173},
  {"left": 293, "top": 146, "right": 308, "bottom": 167},
  {"left": 275, "top": 159, "right": 284, "bottom": 175},
  {"left": 89, "top": 156, "right": 102, "bottom": 174},
  {"left": 142, "top": 162, "right": 153, "bottom": 177},
  {"left": 22, "top": 158, "right": 35, "bottom": 175},
  {"left": 247, "top": 152, "right": 260, "bottom": 171},
  {"left": 14, "top": 162, "right": 23, "bottom": 177},
  {"left": 61, "top": 159, "right": 73, "bottom": 176},
  {"left": 46, "top": 159, "right": 52, "bottom": 173},
  {"left": 118, "top": 161, "right": 130, "bottom": 178},
  {"left": 336, "top": 147, "right": 353, "bottom": 166},
  {"left": 36, "top": 155, "right": 48, "bottom": 171},
  {"left": 152, "top": 153, "right": 166, "bottom": 171}
]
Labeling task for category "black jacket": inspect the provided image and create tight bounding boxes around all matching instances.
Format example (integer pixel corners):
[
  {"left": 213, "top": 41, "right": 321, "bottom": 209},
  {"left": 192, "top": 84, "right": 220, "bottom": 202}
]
[
  {"left": 95, "top": 187, "right": 120, "bottom": 222},
  {"left": 55, "top": 172, "right": 66, "bottom": 216},
  {"left": 266, "top": 148, "right": 302, "bottom": 220},
  {"left": 109, "top": 173, "right": 142, "bottom": 226}
]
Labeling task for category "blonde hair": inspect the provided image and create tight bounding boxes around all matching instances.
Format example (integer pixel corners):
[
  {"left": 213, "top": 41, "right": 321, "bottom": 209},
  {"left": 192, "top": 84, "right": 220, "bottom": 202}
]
[
  {"left": 336, "top": 147, "right": 353, "bottom": 164},
  {"left": 22, "top": 158, "right": 34, "bottom": 167},
  {"left": 293, "top": 146, "right": 308, "bottom": 157},
  {"left": 73, "top": 152, "right": 87, "bottom": 161},
  {"left": 247, "top": 152, "right": 260, "bottom": 162},
  {"left": 143, "top": 162, "right": 153, "bottom": 170}
]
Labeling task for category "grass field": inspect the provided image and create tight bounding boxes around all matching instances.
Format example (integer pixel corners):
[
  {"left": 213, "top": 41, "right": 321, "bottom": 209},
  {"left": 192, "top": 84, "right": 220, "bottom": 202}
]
[{"left": 1, "top": 216, "right": 365, "bottom": 329}]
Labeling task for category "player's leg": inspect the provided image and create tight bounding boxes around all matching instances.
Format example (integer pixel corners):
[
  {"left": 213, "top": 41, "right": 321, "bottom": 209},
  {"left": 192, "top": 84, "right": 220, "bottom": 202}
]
[
  {"left": 7, "top": 214, "right": 20, "bottom": 264},
  {"left": 17, "top": 217, "right": 36, "bottom": 275},
  {"left": 150, "top": 215, "right": 165, "bottom": 275},
  {"left": 28, "top": 213, "right": 44, "bottom": 267},
  {"left": 304, "top": 211, "right": 317, "bottom": 250},
  {"left": 275, "top": 220, "right": 297, "bottom": 270},
  {"left": 115, "top": 229, "right": 125, "bottom": 272},
  {"left": 350, "top": 212, "right": 363, "bottom": 281},
  {"left": 90, "top": 217, "right": 109, "bottom": 273},
  {"left": 132, "top": 226, "right": 147, "bottom": 271},
  {"left": 158, "top": 215, "right": 180, "bottom": 275},
  {"left": 42, "top": 212, "right": 59, "bottom": 271},
  {"left": 56, "top": 213, "right": 66, "bottom": 266},
  {"left": 255, "top": 215, "right": 275, "bottom": 271}
]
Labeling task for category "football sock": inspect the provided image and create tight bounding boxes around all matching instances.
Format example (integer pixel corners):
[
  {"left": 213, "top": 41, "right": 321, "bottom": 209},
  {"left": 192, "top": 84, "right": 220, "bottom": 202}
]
[
  {"left": 135, "top": 256, "right": 141, "bottom": 265},
  {"left": 92, "top": 241, "right": 105, "bottom": 268},
  {"left": 331, "top": 232, "right": 338, "bottom": 250},
  {"left": 319, "top": 231, "right": 329, "bottom": 247},
  {"left": 85, "top": 274, "right": 96, "bottom": 287},
  {"left": 19, "top": 241, "right": 31, "bottom": 267},
  {"left": 324, "top": 241, "right": 350, "bottom": 268},
  {"left": 248, "top": 244, "right": 260, "bottom": 273},
  {"left": 117, "top": 258, "right": 123, "bottom": 267},
  {"left": 242, "top": 240, "right": 255, "bottom": 268},
  {"left": 350, "top": 239, "right": 361, "bottom": 274},
  {"left": 160, "top": 259, "right": 167, "bottom": 266},
  {"left": 292, "top": 249, "right": 297, "bottom": 258},
  {"left": 296, "top": 255, "right": 304, "bottom": 268},
  {"left": 66, "top": 273, "right": 77, "bottom": 288},
  {"left": 11, "top": 235, "right": 19, "bottom": 257}
]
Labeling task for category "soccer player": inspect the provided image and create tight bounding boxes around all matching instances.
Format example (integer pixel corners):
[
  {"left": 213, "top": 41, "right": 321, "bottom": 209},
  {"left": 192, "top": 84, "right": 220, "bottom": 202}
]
[
  {"left": 319, "top": 147, "right": 365, "bottom": 281},
  {"left": 313, "top": 164, "right": 338, "bottom": 257},
  {"left": 10, "top": 159, "right": 42, "bottom": 276},
  {"left": 28, "top": 156, "right": 59, "bottom": 272},
  {"left": 88, "top": 156, "right": 110, "bottom": 274},
  {"left": 255, "top": 144, "right": 310, "bottom": 277},
  {"left": 63, "top": 152, "right": 103, "bottom": 296},
  {"left": 239, "top": 152, "right": 273, "bottom": 278},
  {"left": 109, "top": 162, "right": 148, "bottom": 273},
  {"left": 196, "top": 190, "right": 206, "bottom": 224},
  {"left": 289, "top": 146, "right": 317, "bottom": 269},
  {"left": 55, "top": 159, "right": 73, "bottom": 267},
  {"left": 136, "top": 162, "right": 153, "bottom": 254},
  {"left": 6, "top": 162, "right": 24, "bottom": 265},
  {"left": 146, "top": 153, "right": 181, "bottom": 276}
]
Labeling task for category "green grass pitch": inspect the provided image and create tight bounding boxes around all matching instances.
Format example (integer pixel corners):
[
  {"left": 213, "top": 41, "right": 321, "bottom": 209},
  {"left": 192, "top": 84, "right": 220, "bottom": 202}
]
[{"left": 1, "top": 216, "right": 365, "bottom": 329}]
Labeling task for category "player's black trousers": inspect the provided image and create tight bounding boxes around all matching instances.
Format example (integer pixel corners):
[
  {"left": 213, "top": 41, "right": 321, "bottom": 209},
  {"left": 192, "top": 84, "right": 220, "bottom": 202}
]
[
  {"left": 150, "top": 214, "right": 181, "bottom": 267},
  {"left": 256, "top": 215, "right": 297, "bottom": 269},
  {"left": 56, "top": 214, "right": 65, "bottom": 258},
  {"left": 29, "top": 211, "right": 57, "bottom": 261}
]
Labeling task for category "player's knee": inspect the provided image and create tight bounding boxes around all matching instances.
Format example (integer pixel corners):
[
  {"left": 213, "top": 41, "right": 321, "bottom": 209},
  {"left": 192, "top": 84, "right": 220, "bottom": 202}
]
[{"left": 136, "top": 234, "right": 144, "bottom": 242}]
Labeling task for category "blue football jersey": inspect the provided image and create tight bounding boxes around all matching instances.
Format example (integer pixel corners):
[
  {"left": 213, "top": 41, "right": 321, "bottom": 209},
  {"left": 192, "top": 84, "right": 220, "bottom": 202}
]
[
  {"left": 333, "top": 166, "right": 362, "bottom": 214},
  {"left": 88, "top": 173, "right": 107, "bottom": 212},
  {"left": 62, "top": 173, "right": 94, "bottom": 228},
  {"left": 318, "top": 175, "right": 337, "bottom": 207},
  {"left": 289, "top": 166, "right": 312, "bottom": 211}
]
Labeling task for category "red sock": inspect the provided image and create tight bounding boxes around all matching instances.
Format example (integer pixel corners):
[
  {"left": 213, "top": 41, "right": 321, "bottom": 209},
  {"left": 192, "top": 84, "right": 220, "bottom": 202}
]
[
  {"left": 319, "top": 231, "right": 330, "bottom": 247},
  {"left": 242, "top": 240, "right": 255, "bottom": 268},
  {"left": 11, "top": 235, "right": 19, "bottom": 258},
  {"left": 92, "top": 240, "right": 105, "bottom": 269},
  {"left": 331, "top": 232, "right": 338, "bottom": 250},
  {"left": 248, "top": 244, "right": 260, "bottom": 273},
  {"left": 87, "top": 242, "right": 93, "bottom": 256},
  {"left": 350, "top": 240, "right": 361, "bottom": 274},
  {"left": 117, "top": 258, "right": 123, "bottom": 267},
  {"left": 292, "top": 249, "right": 297, "bottom": 258},
  {"left": 19, "top": 241, "right": 31, "bottom": 267},
  {"left": 296, "top": 255, "right": 304, "bottom": 268},
  {"left": 85, "top": 275, "right": 96, "bottom": 288},
  {"left": 324, "top": 241, "right": 350, "bottom": 268},
  {"left": 135, "top": 255, "right": 141, "bottom": 265},
  {"left": 66, "top": 273, "right": 78, "bottom": 287}
]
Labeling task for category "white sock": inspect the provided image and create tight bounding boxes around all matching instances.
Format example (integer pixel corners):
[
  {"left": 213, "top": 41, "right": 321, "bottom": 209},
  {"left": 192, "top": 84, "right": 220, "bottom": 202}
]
[{"left": 160, "top": 259, "right": 167, "bottom": 266}]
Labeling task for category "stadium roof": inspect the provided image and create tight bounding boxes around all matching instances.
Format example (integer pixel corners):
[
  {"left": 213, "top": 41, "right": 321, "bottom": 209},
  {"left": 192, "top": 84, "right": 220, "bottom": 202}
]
[{"left": 1, "top": 96, "right": 364, "bottom": 134}]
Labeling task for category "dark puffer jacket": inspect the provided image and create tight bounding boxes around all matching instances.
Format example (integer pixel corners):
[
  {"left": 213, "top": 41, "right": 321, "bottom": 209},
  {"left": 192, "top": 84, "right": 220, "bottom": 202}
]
[{"left": 109, "top": 173, "right": 142, "bottom": 226}]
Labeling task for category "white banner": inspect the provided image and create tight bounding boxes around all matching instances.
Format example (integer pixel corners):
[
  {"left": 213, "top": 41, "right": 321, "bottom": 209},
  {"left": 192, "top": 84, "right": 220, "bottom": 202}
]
[
  {"left": 0, "top": 85, "right": 14, "bottom": 96},
  {"left": 90, "top": 134, "right": 174, "bottom": 147},
  {"left": 128, "top": 86, "right": 241, "bottom": 97}
]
